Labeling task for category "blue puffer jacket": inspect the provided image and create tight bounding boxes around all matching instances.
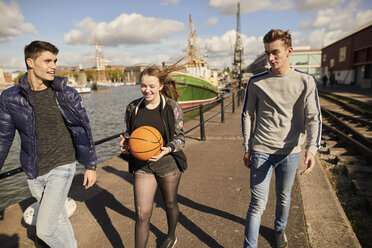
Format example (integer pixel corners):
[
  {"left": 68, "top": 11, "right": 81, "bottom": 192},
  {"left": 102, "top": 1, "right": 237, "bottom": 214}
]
[{"left": 0, "top": 73, "right": 98, "bottom": 179}]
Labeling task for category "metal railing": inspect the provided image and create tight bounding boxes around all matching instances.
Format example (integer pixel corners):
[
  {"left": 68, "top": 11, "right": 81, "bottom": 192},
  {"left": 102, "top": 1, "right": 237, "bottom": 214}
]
[
  {"left": 183, "top": 89, "right": 244, "bottom": 141},
  {"left": 0, "top": 89, "right": 245, "bottom": 180}
]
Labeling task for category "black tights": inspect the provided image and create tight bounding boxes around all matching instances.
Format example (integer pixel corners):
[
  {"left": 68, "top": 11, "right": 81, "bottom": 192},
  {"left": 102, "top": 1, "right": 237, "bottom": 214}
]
[{"left": 133, "top": 171, "right": 181, "bottom": 248}]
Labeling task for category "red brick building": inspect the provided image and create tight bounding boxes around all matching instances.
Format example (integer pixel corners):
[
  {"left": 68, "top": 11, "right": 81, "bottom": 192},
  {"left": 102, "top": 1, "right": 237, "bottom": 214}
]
[{"left": 321, "top": 21, "right": 372, "bottom": 88}]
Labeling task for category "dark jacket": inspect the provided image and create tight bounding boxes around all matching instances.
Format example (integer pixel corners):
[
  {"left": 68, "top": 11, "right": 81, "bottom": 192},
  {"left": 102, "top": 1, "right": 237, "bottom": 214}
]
[
  {"left": 124, "top": 95, "right": 187, "bottom": 172},
  {"left": 0, "top": 73, "right": 98, "bottom": 179}
]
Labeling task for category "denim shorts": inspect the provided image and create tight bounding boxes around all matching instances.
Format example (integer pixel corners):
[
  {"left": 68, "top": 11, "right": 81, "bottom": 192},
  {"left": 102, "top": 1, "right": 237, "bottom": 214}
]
[{"left": 133, "top": 154, "right": 180, "bottom": 177}]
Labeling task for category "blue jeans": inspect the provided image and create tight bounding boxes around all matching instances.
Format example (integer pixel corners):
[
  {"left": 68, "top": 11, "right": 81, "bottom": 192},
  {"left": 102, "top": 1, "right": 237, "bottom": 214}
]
[
  {"left": 27, "top": 162, "right": 77, "bottom": 248},
  {"left": 244, "top": 151, "right": 300, "bottom": 248}
]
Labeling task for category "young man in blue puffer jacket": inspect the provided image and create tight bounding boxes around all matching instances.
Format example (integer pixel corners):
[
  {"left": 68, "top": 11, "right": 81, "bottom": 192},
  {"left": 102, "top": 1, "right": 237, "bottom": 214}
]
[{"left": 0, "top": 41, "right": 98, "bottom": 248}]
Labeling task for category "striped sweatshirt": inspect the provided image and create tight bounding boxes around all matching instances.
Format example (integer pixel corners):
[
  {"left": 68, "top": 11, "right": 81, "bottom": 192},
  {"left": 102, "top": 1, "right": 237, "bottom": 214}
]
[{"left": 241, "top": 69, "right": 322, "bottom": 155}]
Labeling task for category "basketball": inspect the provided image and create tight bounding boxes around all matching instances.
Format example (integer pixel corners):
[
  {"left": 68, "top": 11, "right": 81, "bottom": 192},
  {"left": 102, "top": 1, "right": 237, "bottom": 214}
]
[{"left": 129, "top": 126, "right": 163, "bottom": 160}]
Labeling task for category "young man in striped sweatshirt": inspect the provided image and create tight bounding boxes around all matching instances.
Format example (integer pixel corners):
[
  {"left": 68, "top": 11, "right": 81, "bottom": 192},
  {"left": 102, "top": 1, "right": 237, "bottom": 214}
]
[{"left": 241, "top": 29, "right": 322, "bottom": 248}]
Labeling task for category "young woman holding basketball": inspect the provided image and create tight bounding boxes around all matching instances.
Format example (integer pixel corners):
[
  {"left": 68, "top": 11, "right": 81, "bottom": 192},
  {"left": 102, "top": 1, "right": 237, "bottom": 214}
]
[{"left": 119, "top": 65, "right": 187, "bottom": 248}]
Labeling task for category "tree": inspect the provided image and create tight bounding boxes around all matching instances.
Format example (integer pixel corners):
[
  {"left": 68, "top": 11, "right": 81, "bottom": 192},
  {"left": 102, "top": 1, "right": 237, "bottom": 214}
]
[
  {"left": 85, "top": 70, "right": 95, "bottom": 82},
  {"left": 106, "top": 68, "right": 124, "bottom": 82},
  {"left": 14, "top": 72, "right": 25, "bottom": 84}
]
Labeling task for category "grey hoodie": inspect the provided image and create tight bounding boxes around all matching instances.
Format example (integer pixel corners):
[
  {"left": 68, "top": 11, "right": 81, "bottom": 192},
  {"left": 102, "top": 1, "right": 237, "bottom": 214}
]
[{"left": 241, "top": 69, "right": 322, "bottom": 155}]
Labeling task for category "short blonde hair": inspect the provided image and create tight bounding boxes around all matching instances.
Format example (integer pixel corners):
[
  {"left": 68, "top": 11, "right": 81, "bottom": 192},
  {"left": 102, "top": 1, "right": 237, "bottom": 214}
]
[{"left": 263, "top": 29, "right": 292, "bottom": 48}]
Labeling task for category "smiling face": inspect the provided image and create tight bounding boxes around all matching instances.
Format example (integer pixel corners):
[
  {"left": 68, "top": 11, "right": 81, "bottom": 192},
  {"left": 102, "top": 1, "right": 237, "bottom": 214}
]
[
  {"left": 140, "top": 74, "right": 163, "bottom": 104},
  {"left": 27, "top": 51, "right": 57, "bottom": 82},
  {"left": 264, "top": 39, "right": 292, "bottom": 75}
]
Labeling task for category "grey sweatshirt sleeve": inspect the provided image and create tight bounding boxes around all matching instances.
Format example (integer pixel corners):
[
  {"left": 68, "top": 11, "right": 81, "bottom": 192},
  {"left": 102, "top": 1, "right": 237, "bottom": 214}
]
[
  {"left": 304, "top": 77, "right": 322, "bottom": 155},
  {"left": 241, "top": 82, "right": 257, "bottom": 153}
]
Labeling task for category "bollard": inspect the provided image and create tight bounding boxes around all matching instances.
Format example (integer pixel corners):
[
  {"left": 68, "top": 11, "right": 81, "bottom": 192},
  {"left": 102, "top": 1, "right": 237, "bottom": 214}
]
[
  {"left": 221, "top": 98, "right": 225, "bottom": 123},
  {"left": 199, "top": 104, "right": 206, "bottom": 141},
  {"left": 239, "top": 89, "right": 244, "bottom": 105},
  {"left": 232, "top": 93, "right": 235, "bottom": 113},
  {"left": 237, "top": 90, "right": 240, "bottom": 107}
]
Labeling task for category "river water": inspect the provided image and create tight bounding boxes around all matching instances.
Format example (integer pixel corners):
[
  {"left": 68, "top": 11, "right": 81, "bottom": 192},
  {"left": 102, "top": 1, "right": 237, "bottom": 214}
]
[{"left": 0, "top": 85, "right": 142, "bottom": 210}]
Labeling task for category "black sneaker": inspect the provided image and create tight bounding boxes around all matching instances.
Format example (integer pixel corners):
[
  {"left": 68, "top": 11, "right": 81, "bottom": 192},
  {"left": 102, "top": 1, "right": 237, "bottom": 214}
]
[
  {"left": 160, "top": 237, "right": 177, "bottom": 248},
  {"left": 275, "top": 229, "right": 288, "bottom": 248}
]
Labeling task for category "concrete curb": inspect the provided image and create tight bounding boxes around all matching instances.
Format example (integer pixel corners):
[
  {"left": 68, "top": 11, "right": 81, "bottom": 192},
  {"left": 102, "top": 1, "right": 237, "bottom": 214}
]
[{"left": 298, "top": 152, "right": 361, "bottom": 248}]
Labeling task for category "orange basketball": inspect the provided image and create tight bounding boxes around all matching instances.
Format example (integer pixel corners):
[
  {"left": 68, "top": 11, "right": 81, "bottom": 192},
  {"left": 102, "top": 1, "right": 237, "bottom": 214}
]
[{"left": 129, "top": 126, "right": 163, "bottom": 160}]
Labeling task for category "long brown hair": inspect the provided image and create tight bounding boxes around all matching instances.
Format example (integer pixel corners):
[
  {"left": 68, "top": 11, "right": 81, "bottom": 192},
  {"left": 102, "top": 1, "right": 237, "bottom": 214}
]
[{"left": 139, "top": 60, "right": 183, "bottom": 101}]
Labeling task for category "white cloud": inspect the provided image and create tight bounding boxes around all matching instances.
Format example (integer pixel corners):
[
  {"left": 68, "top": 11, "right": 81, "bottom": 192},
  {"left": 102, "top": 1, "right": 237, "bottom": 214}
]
[
  {"left": 295, "top": 0, "right": 346, "bottom": 11},
  {"left": 0, "top": 0, "right": 37, "bottom": 42},
  {"left": 200, "top": 30, "right": 235, "bottom": 56},
  {"left": 208, "top": 0, "right": 272, "bottom": 15},
  {"left": 207, "top": 0, "right": 371, "bottom": 67},
  {"left": 56, "top": 44, "right": 180, "bottom": 68},
  {"left": 354, "top": 9, "right": 372, "bottom": 27},
  {"left": 271, "top": 0, "right": 296, "bottom": 11},
  {"left": 208, "top": 0, "right": 350, "bottom": 15},
  {"left": 57, "top": 50, "right": 94, "bottom": 68},
  {"left": 204, "top": 17, "right": 219, "bottom": 27},
  {"left": 114, "top": 52, "right": 170, "bottom": 66},
  {"left": 299, "top": 8, "right": 335, "bottom": 30},
  {"left": 197, "top": 30, "right": 263, "bottom": 68},
  {"left": 296, "top": 0, "right": 372, "bottom": 48},
  {"left": 294, "top": 28, "right": 345, "bottom": 48},
  {"left": 299, "top": 6, "right": 359, "bottom": 30},
  {"left": 296, "top": 0, "right": 371, "bottom": 32},
  {"left": 0, "top": 56, "right": 25, "bottom": 71},
  {"left": 291, "top": 31, "right": 303, "bottom": 38},
  {"left": 160, "top": 0, "right": 180, "bottom": 6},
  {"left": 64, "top": 13, "right": 185, "bottom": 46}
]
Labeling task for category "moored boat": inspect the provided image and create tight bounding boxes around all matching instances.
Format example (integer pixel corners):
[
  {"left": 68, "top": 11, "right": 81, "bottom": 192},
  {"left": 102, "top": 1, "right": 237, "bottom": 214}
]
[
  {"left": 172, "top": 14, "right": 218, "bottom": 109},
  {"left": 67, "top": 72, "right": 92, "bottom": 94},
  {"left": 171, "top": 72, "right": 218, "bottom": 109},
  {"left": 75, "top": 86, "right": 91, "bottom": 94}
]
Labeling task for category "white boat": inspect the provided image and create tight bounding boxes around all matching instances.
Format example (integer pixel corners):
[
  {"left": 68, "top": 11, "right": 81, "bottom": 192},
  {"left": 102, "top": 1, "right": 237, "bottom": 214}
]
[
  {"left": 74, "top": 87, "right": 91, "bottom": 94},
  {"left": 67, "top": 74, "right": 91, "bottom": 94},
  {"left": 112, "top": 82, "right": 125, "bottom": 87},
  {"left": 125, "top": 81, "right": 136, "bottom": 86}
]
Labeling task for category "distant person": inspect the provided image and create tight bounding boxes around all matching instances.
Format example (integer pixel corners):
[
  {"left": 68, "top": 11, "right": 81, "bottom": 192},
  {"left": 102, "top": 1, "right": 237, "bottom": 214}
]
[
  {"left": 119, "top": 65, "right": 187, "bottom": 248},
  {"left": 241, "top": 29, "right": 322, "bottom": 248},
  {"left": 322, "top": 74, "right": 328, "bottom": 88},
  {"left": 330, "top": 72, "right": 336, "bottom": 88},
  {"left": 0, "top": 41, "right": 98, "bottom": 247}
]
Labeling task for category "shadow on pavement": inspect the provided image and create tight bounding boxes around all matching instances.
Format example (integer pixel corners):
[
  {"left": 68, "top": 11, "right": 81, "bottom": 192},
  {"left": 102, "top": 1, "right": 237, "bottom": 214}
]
[
  {"left": 177, "top": 195, "right": 245, "bottom": 225},
  {"left": 259, "top": 225, "right": 276, "bottom": 247},
  {"left": 69, "top": 173, "right": 164, "bottom": 248},
  {"left": 0, "top": 234, "right": 20, "bottom": 248},
  {"left": 102, "top": 164, "right": 245, "bottom": 247}
]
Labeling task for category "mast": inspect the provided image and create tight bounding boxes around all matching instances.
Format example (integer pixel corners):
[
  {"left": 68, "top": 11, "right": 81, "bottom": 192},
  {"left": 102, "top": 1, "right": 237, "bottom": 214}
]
[
  {"left": 185, "top": 14, "right": 202, "bottom": 71},
  {"left": 233, "top": 2, "right": 244, "bottom": 88},
  {"left": 95, "top": 38, "right": 106, "bottom": 82}
]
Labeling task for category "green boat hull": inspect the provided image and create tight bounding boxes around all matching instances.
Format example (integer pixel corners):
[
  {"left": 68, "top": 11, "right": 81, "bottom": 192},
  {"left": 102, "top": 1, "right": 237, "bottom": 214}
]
[{"left": 171, "top": 72, "right": 218, "bottom": 109}]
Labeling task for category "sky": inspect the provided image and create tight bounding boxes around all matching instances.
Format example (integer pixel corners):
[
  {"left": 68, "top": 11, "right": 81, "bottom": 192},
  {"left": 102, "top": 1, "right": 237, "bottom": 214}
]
[{"left": 0, "top": 0, "right": 371, "bottom": 72}]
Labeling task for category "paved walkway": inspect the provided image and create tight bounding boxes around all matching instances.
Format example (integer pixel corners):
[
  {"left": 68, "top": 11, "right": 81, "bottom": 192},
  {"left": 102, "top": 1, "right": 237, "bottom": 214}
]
[{"left": 0, "top": 94, "right": 361, "bottom": 247}]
